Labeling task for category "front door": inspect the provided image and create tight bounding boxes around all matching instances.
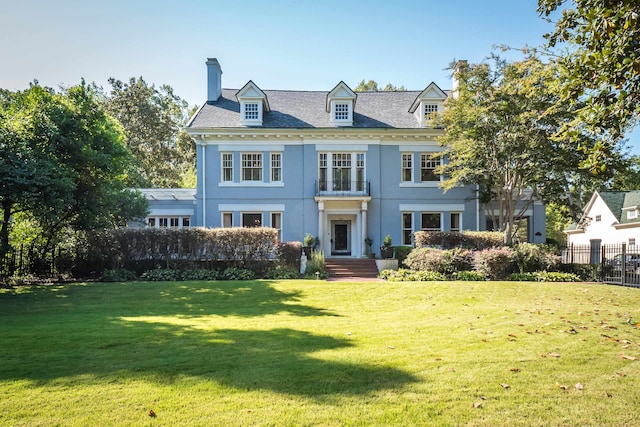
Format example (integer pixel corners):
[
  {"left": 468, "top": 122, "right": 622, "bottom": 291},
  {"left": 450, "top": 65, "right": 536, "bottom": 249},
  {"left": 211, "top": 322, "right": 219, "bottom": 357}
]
[{"left": 332, "top": 221, "right": 351, "bottom": 255}]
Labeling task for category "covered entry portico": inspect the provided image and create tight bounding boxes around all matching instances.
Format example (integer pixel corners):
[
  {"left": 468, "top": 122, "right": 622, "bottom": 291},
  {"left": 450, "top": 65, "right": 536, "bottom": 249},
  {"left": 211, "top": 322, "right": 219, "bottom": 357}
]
[{"left": 315, "top": 198, "right": 371, "bottom": 258}]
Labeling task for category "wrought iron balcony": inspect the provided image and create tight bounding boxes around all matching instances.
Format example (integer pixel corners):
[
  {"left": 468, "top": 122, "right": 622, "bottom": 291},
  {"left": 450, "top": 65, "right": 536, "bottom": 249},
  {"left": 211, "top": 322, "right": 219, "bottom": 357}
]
[{"left": 315, "top": 179, "right": 370, "bottom": 196}]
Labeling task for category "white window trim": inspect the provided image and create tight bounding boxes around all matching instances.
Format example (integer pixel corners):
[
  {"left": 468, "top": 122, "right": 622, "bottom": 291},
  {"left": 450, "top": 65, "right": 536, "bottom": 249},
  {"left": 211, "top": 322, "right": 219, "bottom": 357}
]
[
  {"left": 401, "top": 153, "right": 413, "bottom": 183},
  {"left": 270, "top": 152, "right": 282, "bottom": 183},
  {"left": 402, "top": 212, "right": 413, "bottom": 245},
  {"left": 241, "top": 212, "right": 263, "bottom": 227},
  {"left": 221, "top": 212, "right": 233, "bottom": 228},
  {"left": 421, "top": 101, "right": 441, "bottom": 127},
  {"left": 330, "top": 100, "right": 353, "bottom": 125},
  {"left": 627, "top": 209, "right": 638, "bottom": 219},
  {"left": 221, "top": 152, "right": 233, "bottom": 182},
  {"left": 450, "top": 212, "right": 462, "bottom": 232},
  {"left": 420, "top": 212, "right": 444, "bottom": 231},
  {"left": 241, "top": 152, "right": 263, "bottom": 182},
  {"left": 240, "top": 101, "right": 263, "bottom": 126}
]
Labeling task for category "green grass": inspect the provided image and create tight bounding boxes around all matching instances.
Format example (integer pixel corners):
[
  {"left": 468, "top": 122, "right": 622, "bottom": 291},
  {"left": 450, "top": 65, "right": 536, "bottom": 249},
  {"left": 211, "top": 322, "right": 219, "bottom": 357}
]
[{"left": 1, "top": 279, "right": 639, "bottom": 426}]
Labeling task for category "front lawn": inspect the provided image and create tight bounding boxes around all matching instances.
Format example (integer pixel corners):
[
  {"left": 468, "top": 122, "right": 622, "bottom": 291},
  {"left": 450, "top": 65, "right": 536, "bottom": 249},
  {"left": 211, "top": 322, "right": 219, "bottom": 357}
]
[{"left": 1, "top": 280, "right": 638, "bottom": 426}]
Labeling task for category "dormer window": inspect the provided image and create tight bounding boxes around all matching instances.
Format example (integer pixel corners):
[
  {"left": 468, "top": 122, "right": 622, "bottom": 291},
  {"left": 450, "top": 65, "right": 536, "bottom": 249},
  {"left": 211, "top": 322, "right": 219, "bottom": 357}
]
[
  {"left": 409, "top": 82, "right": 447, "bottom": 127},
  {"left": 628, "top": 209, "right": 638, "bottom": 220},
  {"left": 333, "top": 102, "right": 351, "bottom": 122},
  {"left": 327, "top": 81, "right": 356, "bottom": 126},
  {"left": 244, "top": 102, "right": 259, "bottom": 121},
  {"left": 236, "top": 80, "right": 270, "bottom": 126}
]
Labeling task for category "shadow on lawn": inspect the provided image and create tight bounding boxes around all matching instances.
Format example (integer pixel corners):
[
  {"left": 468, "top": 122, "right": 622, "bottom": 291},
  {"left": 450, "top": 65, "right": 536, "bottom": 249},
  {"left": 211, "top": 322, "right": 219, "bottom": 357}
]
[{"left": 0, "top": 281, "right": 418, "bottom": 397}]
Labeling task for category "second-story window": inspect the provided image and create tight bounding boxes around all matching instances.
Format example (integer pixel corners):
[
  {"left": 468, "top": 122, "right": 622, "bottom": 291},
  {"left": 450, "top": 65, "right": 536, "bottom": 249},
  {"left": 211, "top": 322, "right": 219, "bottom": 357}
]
[
  {"left": 333, "top": 153, "right": 351, "bottom": 191},
  {"left": 271, "top": 153, "right": 282, "bottom": 182},
  {"left": 424, "top": 103, "right": 439, "bottom": 121},
  {"left": 420, "top": 153, "right": 441, "bottom": 182},
  {"left": 242, "top": 153, "right": 262, "bottom": 181},
  {"left": 222, "top": 152, "right": 233, "bottom": 182},
  {"left": 402, "top": 153, "right": 412, "bottom": 182}
]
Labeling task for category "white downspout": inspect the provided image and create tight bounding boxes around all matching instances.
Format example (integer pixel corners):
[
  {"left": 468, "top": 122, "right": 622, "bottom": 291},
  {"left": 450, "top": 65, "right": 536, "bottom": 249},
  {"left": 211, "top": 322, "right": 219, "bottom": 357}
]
[{"left": 201, "top": 139, "right": 206, "bottom": 228}]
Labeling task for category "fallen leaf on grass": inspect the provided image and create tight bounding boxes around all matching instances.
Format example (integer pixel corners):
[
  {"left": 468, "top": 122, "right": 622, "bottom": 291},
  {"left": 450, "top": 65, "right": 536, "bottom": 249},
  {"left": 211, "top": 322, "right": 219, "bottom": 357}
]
[
  {"left": 575, "top": 383, "right": 584, "bottom": 390},
  {"left": 509, "top": 367, "right": 520, "bottom": 373},
  {"left": 500, "top": 383, "right": 510, "bottom": 389},
  {"left": 556, "top": 382, "right": 568, "bottom": 391},
  {"left": 616, "top": 372, "right": 627, "bottom": 377},
  {"left": 387, "top": 346, "right": 395, "bottom": 350},
  {"left": 548, "top": 352, "right": 561, "bottom": 358},
  {"left": 620, "top": 354, "right": 636, "bottom": 360},
  {"left": 149, "top": 409, "right": 156, "bottom": 418},
  {"left": 473, "top": 401, "right": 483, "bottom": 408}
]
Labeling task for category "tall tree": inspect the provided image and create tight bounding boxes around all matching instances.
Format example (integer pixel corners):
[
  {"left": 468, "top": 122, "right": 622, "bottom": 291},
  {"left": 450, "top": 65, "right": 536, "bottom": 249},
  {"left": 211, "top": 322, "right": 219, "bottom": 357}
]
[
  {"left": 102, "top": 77, "right": 195, "bottom": 188},
  {"left": 538, "top": 0, "right": 640, "bottom": 172},
  {"left": 437, "top": 56, "right": 619, "bottom": 244},
  {"left": 354, "top": 80, "right": 406, "bottom": 92},
  {"left": 0, "top": 82, "right": 147, "bottom": 260}
]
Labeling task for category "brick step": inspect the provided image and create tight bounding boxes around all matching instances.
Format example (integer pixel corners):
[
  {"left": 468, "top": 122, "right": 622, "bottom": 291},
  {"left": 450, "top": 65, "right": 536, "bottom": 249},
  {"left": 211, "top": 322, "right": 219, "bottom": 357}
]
[{"left": 325, "top": 258, "right": 379, "bottom": 278}]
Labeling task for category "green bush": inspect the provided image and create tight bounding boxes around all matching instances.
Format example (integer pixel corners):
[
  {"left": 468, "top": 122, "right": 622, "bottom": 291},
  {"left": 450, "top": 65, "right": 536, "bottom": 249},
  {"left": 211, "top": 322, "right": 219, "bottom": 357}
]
[
  {"left": 264, "top": 264, "right": 301, "bottom": 279},
  {"left": 509, "top": 271, "right": 582, "bottom": 282},
  {"left": 404, "top": 247, "right": 473, "bottom": 275},
  {"left": 221, "top": 267, "right": 256, "bottom": 280},
  {"left": 100, "top": 268, "right": 137, "bottom": 282},
  {"left": 453, "top": 270, "right": 486, "bottom": 281},
  {"left": 414, "top": 231, "right": 504, "bottom": 249},
  {"left": 275, "top": 242, "right": 302, "bottom": 269},
  {"left": 394, "top": 246, "right": 413, "bottom": 266},
  {"left": 181, "top": 269, "right": 220, "bottom": 281},
  {"left": 473, "top": 247, "right": 515, "bottom": 280},
  {"left": 508, "top": 272, "right": 539, "bottom": 281},
  {"left": 379, "top": 268, "right": 447, "bottom": 281},
  {"left": 513, "top": 243, "right": 560, "bottom": 273},
  {"left": 141, "top": 269, "right": 182, "bottom": 281},
  {"left": 305, "top": 250, "right": 326, "bottom": 278}
]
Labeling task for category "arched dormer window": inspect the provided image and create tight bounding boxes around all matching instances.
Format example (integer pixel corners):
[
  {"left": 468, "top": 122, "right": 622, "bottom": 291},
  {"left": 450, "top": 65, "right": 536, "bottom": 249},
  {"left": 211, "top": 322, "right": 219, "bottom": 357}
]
[
  {"left": 327, "top": 81, "right": 356, "bottom": 126},
  {"left": 408, "top": 82, "right": 447, "bottom": 127},
  {"left": 236, "top": 81, "right": 270, "bottom": 126}
]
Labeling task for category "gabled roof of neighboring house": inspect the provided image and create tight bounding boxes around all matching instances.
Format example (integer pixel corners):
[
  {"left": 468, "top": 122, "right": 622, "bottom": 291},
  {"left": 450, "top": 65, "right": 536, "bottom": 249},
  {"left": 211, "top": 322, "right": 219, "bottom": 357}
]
[
  {"left": 567, "top": 190, "right": 640, "bottom": 233},
  {"left": 187, "top": 88, "right": 451, "bottom": 129}
]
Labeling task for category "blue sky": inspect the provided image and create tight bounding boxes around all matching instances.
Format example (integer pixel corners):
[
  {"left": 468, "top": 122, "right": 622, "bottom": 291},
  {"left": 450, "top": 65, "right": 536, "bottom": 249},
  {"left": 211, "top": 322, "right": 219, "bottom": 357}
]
[{"left": 1, "top": 0, "right": 637, "bottom": 153}]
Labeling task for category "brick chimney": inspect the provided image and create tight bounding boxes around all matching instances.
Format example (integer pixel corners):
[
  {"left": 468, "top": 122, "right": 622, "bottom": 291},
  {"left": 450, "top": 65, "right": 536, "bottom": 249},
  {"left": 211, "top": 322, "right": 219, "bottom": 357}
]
[{"left": 206, "top": 58, "right": 222, "bottom": 102}]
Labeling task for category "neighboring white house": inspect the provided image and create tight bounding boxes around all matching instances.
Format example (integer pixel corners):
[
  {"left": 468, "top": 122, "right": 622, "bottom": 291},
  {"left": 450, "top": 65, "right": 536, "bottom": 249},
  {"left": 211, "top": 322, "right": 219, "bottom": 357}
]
[{"left": 565, "top": 190, "right": 640, "bottom": 246}]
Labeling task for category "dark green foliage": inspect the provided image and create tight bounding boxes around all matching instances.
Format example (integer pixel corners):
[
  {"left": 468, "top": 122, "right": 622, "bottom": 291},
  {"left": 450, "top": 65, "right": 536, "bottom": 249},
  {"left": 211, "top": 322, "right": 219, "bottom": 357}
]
[
  {"left": 414, "top": 231, "right": 504, "bottom": 249},
  {"left": 304, "top": 250, "right": 326, "bottom": 279},
  {"left": 509, "top": 271, "right": 582, "bottom": 282},
  {"left": 403, "top": 247, "right": 473, "bottom": 275},
  {"left": 275, "top": 242, "right": 302, "bottom": 269},
  {"left": 453, "top": 271, "right": 487, "bottom": 281},
  {"left": 264, "top": 264, "right": 301, "bottom": 280},
  {"left": 100, "top": 269, "right": 137, "bottom": 282},
  {"left": 512, "top": 243, "right": 560, "bottom": 274},
  {"left": 181, "top": 269, "right": 220, "bottom": 281},
  {"left": 141, "top": 269, "right": 182, "bottom": 282},
  {"left": 472, "top": 247, "right": 516, "bottom": 280},
  {"left": 221, "top": 268, "right": 256, "bottom": 281},
  {"left": 379, "top": 269, "right": 447, "bottom": 281},
  {"left": 394, "top": 246, "right": 413, "bottom": 266}
]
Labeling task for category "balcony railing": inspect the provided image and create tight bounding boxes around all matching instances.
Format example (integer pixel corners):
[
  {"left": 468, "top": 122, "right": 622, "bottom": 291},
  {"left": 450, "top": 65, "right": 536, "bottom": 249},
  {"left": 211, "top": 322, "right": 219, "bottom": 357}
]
[{"left": 315, "top": 180, "right": 370, "bottom": 196}]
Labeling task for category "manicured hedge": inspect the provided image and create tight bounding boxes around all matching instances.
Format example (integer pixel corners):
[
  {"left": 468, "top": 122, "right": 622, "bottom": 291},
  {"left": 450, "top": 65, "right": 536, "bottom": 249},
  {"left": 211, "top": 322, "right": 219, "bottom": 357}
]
[{"left": 414, "top": 231, "right": 504, "bottom": 249}]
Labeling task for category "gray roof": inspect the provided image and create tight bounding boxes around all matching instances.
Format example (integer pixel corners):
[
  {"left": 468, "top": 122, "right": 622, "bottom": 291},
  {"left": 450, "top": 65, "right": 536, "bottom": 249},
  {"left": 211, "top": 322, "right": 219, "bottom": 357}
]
[
  {"left": 187, "top": 88, "right": 450, "bottom": 130},
  {"left": 138, "top": 188, "right": 196, "bottom": 201}
]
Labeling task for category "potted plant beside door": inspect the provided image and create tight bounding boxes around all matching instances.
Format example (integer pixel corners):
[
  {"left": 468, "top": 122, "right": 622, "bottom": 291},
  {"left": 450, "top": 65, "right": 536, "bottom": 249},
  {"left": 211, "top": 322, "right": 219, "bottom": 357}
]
[
  {"left": 303, "top": 233, "right": 316, "bottom": 258},
  {"left": 380, "top": 234, "right": 394, "bottom": 259}
]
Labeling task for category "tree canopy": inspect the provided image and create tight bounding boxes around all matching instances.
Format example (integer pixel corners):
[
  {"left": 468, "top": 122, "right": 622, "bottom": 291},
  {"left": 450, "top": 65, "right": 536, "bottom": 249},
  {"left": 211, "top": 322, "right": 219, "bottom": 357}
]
[
  {"left": 354, "top": 80, "right": 406, "bottom": 92},
  {"left": 101, "top": 77, "right": 195, "bottom": 188},
  {"left": 437, "top": 55, "right": 621, "bottom": 244},
  {"left": 538, "top": 0, "right": 640, "bottom": 172},
  {"left": 0, "top": 82, "right": 147, "bottom": 260}
]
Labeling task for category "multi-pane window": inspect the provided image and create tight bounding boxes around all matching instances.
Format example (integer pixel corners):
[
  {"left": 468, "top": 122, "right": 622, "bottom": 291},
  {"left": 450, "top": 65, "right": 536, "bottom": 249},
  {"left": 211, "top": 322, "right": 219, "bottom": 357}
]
[
  {"left": 319, "top": 153, "right": 328, "bottom": 191},
  {"left": 332, "top": 153, "right": 351, "bottom": 191},
  {"left": 148, "top": 216, "right": 190, "bottom": 228},
  {"left": 159, "top": 218, "right": 168, "bottom": 228},
  {"left": 630, "top": 238, "right": 636, "bottom": 246},
  {"left": 628, "top": 209, "right": 638, "bottom": 219},
  {"left": 222, "top": 153, "right": 233, "bottom": 182},
  {"left": 402, "top": 212, "right": 413, "bottom": 245},
  {"left": 271, "top": 212, "right": 282, "bottom": 241},
  {"left": 222, "top": 212, "right": 233, "bottom": 228},
  {"left": 170, "top": 217, "right": 180, "bottom": 228},
  {"left": 424, "top": 103, "right": 439, "bottom": 121},
  {"left": 595, "top": 215, "right": 602, "bottom": 222},
  {"left": 334, "top": 103, "right": 350, "bottom": 121},
  {"left": 182, "top": 217, "right": 190, "bottom": 227},
  {"left": 242, "top": 213, "right": 262, "bottom": 227},
  {"left": 402, "top": 153, "right": 412, "bottom": 182},
  {"left": 450, "top": 213, "right": 461, "bottom": 232},
  {"left": 420, "top": 153, "right": 441, "bottom": 182},
  {"left": 271, "top": 153, "right": 282, "bottom": 182},
  {"left": 356, "top": 153, "right": 365, "bottom": 191},
  {"left": 148, "top": 218, "right": 156, "bottom": 227},
  {"left": 242, "top": 153, "right": 262, "bottom": 181},
  {"left": 421, "top": 213, "right": 441, "bottom": 231},
  {"left": 244, "top": 102, "right": 259, "bottom": 120}
]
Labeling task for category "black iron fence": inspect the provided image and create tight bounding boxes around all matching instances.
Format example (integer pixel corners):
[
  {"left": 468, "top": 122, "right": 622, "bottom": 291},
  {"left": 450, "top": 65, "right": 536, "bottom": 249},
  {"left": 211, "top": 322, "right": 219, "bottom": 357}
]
[
  {"left": 562, "top": 243, "right": 640, "bottom": 287},
  {"left": 1, "top": 244, "right": 66, "bottom": 280}
]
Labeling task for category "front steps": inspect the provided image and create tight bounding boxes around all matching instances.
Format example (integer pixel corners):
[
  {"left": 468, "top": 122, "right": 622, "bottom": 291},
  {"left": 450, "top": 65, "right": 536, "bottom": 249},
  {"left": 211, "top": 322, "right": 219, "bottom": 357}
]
[{"left": 325, "top": 258, "right": 380, "bottom": 280}]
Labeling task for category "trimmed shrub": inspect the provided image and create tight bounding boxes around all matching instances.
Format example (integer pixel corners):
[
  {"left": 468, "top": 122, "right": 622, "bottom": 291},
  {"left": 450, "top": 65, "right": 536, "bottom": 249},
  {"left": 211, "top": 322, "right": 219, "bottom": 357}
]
[
  {"left": 508, "top": 272, "right": 539, "bottom": 281},
  {"left": 453, "top": 270, "right": 486, "bottom": 281},
  {"left": 276, "top": 242, "right": 302, "bottom": 269},
  {"left": 394, "top": 246, "right": 413, "bottom": 266},
  {"left": 305, "top": 250, "right": 326, "bottom": 278},
  {"left": 473, "top": 247, "right": 515, "bottom": 280},
  {"left": 509, "top": 271, "right": 581, "bottom": 282},
  {"left": 379, "top": 268, "right": 447, "bottom": 281},
  {"left": 513, "top": 243, "right": 560, "bottom": 273},
  {"left": 404, "top": 247, "right": 473, "bottom": 275},
  {"left": 414, "top": 231, "right": 504, "bottom": 249}
]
